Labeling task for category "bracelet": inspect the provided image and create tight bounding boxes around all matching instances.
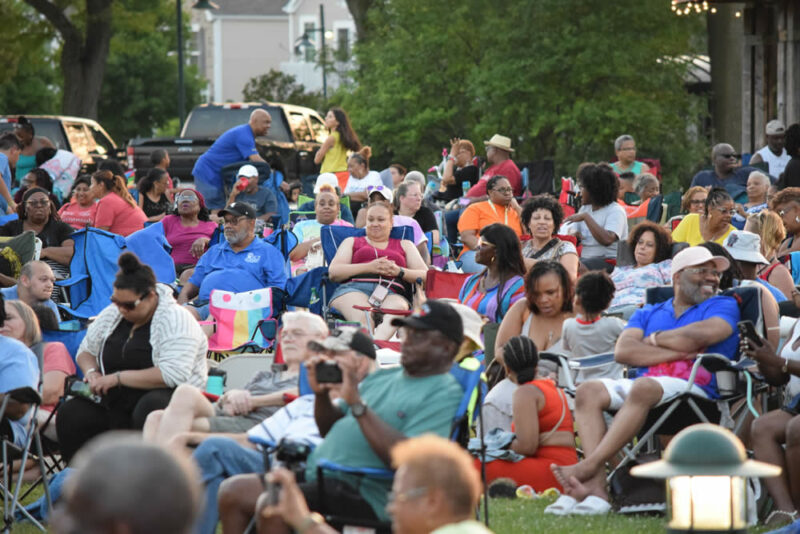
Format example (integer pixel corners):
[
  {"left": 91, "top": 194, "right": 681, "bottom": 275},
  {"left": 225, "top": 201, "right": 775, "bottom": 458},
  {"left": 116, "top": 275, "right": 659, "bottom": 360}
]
[{"left": 116, "top": 371, "right": 122, "bottom": 387}]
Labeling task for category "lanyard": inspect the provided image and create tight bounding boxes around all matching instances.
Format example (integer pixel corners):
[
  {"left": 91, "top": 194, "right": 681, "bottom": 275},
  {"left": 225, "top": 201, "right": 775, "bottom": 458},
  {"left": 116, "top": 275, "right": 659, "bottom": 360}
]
[{"left": 487, "top": 200, "right": 508, "bottom": 226}]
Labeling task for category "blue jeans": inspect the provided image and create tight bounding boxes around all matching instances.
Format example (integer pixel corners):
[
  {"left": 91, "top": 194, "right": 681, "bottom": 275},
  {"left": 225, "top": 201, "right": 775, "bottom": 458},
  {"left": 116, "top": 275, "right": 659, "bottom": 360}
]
[
  {"left": 194, "top": 178, "right": 227, "bottom": 211},
  {"left": 193, "top": 436, "right": 264, "bottom": 534}
]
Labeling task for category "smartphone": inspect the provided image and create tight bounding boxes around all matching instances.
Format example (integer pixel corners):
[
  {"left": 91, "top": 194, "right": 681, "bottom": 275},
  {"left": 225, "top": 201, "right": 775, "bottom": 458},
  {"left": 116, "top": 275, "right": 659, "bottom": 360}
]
[
  {"left": 265, "top": 481, "right": 282, "bottom": 506},
  {"left": 737, "top": 320, "right": 761, "bottom": 346},
  {"left": 68, "top": 380, "right": 102, "bottom": 404},
  {"left": 315, "top": 361, "right": 343, "bottom": 384}
]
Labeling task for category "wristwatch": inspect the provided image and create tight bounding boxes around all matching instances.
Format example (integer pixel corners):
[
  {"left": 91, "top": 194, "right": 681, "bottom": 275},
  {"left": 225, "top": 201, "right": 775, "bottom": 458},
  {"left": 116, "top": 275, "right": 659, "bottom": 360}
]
[
  {"left": 350, "top": 400, "right": 368, "bottom": 418},
  {"left": 397, "top": 268, "right": 406, "bottom": 279}
]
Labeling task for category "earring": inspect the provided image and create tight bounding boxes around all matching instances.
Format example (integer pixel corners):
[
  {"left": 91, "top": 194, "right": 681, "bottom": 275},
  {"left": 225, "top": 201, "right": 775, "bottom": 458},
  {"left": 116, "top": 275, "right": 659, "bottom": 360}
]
[{"left": 795, "top": 216, "right": 800, "bottom": 224}]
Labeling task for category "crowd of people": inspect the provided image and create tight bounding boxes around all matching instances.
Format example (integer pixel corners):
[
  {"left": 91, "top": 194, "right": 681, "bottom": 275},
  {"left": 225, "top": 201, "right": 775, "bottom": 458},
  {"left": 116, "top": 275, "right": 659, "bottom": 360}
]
[{"left": 2, "top": 110, "right": 800, "bottom": 533}]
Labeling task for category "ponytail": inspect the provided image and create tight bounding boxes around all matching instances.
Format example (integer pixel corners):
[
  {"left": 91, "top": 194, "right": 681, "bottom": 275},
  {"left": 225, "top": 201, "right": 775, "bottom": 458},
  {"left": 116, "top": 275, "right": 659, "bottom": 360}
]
[{"left": 93, "top": 169, "right": 137, "bottom": 208}]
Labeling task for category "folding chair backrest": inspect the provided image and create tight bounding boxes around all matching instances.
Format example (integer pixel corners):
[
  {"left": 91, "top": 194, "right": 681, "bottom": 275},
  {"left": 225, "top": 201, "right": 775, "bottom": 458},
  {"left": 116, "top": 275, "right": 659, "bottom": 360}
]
[
  {"left": 448, "top": 360, "right": 486, "bottom": 442},
  {"left": 425, "top": 270, "right": 471, "bottom": 300},
  {"left": 285, "top": 266, "right": 335, "bottom": 316},
  {"left": 42, "top": 327, "right": 88, "bottom": 362},
  {"left": 289, "top": 211, "right": 317, "bottom": 225},
  {"left": 264, "top": 228, "right": 299, "bottom": 261},
  {"left": 125, "top": 222, "right": 176, "bottom": 284},
  {"left": 216, "top": 354, "right": 274, "bottom": 390},
  {"left": 320, "top": 225, "right": 415, "bottom": 265},
  {"left": 645, "top": 194, "right": 664, "bottom": 223},
  {"left": 207, "top": 287, "right": 276, "bottom": 352},
  {"left": 58, "top": 228, "right": 127, "bottom": 319}
]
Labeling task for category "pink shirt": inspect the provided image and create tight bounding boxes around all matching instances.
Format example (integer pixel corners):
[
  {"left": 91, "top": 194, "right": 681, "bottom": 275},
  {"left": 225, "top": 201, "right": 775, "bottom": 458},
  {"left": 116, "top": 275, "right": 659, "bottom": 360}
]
[
  {"left": 94, "top": 192, "right": 148, "bottom": 237},
  {"left": 466, "top": 159, "right": 523, "bottom": 197},
  {"left": 42, "top": 342, "right": 77, "bottom": 412},
  {"left": 58, "top": 201, "right": 97, "bottom": 230},
  {"left": 162, "top": 214, "right": 218, "bottom": 265}
]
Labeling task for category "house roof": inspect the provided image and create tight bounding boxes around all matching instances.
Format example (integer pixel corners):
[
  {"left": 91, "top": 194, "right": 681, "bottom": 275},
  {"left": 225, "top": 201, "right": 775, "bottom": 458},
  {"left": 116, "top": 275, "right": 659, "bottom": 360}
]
[{"left": 210, "top": 0, "right": 287, "bottom": 16}]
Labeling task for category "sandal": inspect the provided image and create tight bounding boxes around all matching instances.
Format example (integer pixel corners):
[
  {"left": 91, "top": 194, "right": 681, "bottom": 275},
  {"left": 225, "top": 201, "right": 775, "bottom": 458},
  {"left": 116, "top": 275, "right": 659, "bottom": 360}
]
[
  {"left": 544, "top": 494, "right": 578, "bottom": 515},
  {"left": 764, "top": 509, "right": 799, "bottom": 527}
]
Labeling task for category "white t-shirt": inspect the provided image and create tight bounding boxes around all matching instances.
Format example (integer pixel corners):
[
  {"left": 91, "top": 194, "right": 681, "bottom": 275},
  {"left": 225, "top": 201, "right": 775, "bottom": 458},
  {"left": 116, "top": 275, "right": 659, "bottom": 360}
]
[
  {"left": 755, "top": 145, "right": 790, "bottom": 178},
  {"left": 478, "top": 378, "right": 517, "bottom": 436},
  {"left": 566, "top": 202, "right": 628, "bottom": 259},
  {"left": 780, "top": 319, "right": 800, "bottom": 398},
  {"left": 344, "top": 170, "right": 383, "bottom": 195},
  {"left": 561, "top": 316, "right": 626, "bottom": 382}
]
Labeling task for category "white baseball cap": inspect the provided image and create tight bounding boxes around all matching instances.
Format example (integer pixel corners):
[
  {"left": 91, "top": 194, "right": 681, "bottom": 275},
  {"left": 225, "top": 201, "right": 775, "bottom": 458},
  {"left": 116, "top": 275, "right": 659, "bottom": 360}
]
[
  {"left": 671, "top": 246, "right": 730, "bottom": 278},
  {"left": 237, "top": 164, "right": 259, "bottom": 178},
  {"left": 314, "top": 173, "right": 338, "bottom": 194},
  {"left": 367, "top": 185, "right": 393, "bottom": 203}
]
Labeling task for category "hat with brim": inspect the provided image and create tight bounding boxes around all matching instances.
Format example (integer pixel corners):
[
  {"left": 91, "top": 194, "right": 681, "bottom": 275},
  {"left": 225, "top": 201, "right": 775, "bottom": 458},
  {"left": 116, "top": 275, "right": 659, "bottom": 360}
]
[
  {"left": 441, "top": 300, "right": 484, "bottom": 350},
  {"left": 0, "top": 231, "right": 37, "bottom": 279},
  {"left": 367, "top": 185, "right": 393, "bottom": 203},
  {"left": 766, "top": 120, "right": 786, "bottom": 136},
  {"left": 723, "top": 230, "right": 768, "bottom": 265},
  {"left": 218, "top": 202, "right": 257, "bottom": 219},
  {"left": 484, "top": 134, "right": 514, "bottom": 153},
  {"left": 671, "top": 246, "right": 730, "bottom": 278},
  {"left": 307, "top": 326, "right": 376, "bottom": 359}
]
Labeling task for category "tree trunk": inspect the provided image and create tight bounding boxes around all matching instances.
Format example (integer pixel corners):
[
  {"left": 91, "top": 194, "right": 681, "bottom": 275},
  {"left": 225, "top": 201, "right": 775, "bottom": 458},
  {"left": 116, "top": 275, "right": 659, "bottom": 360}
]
[
  {"left": 25, "top": 0, "right": 113, "bottom": 119},
  {"left": 345, "top": 0, "right": 376, "bottom": 41}
]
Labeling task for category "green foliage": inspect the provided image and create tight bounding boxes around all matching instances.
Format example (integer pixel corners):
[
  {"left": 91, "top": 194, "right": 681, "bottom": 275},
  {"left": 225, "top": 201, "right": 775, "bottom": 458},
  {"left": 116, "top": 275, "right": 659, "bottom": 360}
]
[
  {"left": 342, "top": 0, "right": 708, "bottom": 189},
  {"left": 242, "top": 69, "right": 327, "bottom": 112},
  {"left": 0, "top": 1, "right": 60, "bottom": 114},
  {"left": 97, "top": 0, "right": 205, "bottom": 141}
]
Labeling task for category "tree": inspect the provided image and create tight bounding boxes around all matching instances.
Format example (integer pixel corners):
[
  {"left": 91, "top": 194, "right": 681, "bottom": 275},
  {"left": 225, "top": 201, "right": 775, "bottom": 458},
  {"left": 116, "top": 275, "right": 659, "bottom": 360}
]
[
  {"left": 24, "top": 0, "right": 113, "bottom": 118},
  {"left": 97, "top": 0, "right": 204, "bottom": 141},
  {"left": 342, "top": 0, "right": 708, "bottom": 189},
  {"left": 242, "top": 70, "right": 326, "bottom": 112}
]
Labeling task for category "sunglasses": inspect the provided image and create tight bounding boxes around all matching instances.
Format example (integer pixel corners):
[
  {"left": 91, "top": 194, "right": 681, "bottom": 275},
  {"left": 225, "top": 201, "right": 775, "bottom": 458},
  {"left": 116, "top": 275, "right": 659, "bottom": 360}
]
[
  {"left": 110, "top": 296, "right": 143, "bottom": 311},
  {"left": 720, "top": 153, "right": 740, "bottom": 159},
  {"left": 176, "top": 192, "right": 198, "bottom": 202}
]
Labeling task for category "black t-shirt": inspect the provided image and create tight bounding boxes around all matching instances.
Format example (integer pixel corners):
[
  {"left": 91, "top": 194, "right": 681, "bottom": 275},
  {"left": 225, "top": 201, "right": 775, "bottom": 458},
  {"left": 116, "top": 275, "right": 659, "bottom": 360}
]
[
  {"left": 142, "top": 193, "right": 171, "bottom": 217},
  {"left": 781, "top": 157, "right": 800, "bottom": 189},
  {"left": 413, "top": 206, "right": 438, "bottom": 234},
  {"left": 434, "top": 165, "right": 480, "bottom": 202},
  {"left": 101, "top": 318, "right": 155, "bottom": 413},
  {"left": 0, "top": 218, "right": 74, "bottom": 248}
]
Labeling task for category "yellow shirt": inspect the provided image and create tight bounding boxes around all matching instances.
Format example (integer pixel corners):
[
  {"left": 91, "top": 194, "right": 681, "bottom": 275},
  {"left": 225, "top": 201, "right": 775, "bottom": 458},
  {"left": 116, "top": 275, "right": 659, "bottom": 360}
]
[
  {"left": 671, "top": 213, "right": 734, "bottom": 246},
  {"left": 320, "top": 131, "right": 349, "bottom": 173}
]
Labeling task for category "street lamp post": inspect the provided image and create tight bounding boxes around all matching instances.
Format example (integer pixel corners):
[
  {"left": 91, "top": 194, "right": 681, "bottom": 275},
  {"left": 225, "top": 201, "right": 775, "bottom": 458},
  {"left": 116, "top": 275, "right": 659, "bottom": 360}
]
[
  {"left": 177, "top": 0, "right": 218, "bottom": 130},
  {"left": 295, "top": 4, "right": 328, "bottom": 99}
]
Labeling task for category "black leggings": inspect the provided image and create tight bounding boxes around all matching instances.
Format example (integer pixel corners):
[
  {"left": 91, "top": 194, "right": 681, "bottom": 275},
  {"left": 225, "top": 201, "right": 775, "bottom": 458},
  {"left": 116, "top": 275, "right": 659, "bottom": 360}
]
[{"left": 56, "top": 388, "right": 174, "bottom": 464}]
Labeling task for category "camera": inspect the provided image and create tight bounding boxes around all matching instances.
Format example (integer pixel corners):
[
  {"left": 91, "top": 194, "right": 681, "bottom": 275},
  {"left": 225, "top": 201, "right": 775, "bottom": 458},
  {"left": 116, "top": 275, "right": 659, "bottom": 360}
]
[{"left": 315, "top": 360, "right": 343, "bottom": 384}]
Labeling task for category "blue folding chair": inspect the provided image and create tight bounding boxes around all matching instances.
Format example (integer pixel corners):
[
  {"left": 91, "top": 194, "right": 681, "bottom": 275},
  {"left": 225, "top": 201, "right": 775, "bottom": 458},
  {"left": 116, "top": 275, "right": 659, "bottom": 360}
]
[
  {"left": 56, "top": 228, "right": 126, "bottom": 320},
  {"left": 314, "top": 361, "right": 485, "bottom": 531},
  {"left": 125, "top": 222, "right": 177, "bottom": 285},
  {"left": 284, "top": 266, "right": 337, "bottom": 317},
  {"left": 42, "top": 325, "right": 88, "bottom": 369},
  {"left": 319, "top": 225, "right": 416, "bottom": 266}
]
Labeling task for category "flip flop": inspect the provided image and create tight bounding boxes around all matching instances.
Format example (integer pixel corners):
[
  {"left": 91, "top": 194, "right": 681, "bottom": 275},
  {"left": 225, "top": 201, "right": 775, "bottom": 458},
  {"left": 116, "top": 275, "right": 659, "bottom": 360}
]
[
  {"left": 572, "top": 495, "right": 612, "bottom": 515},
  {"left": 544, "top": 494, "right": 578, "bottom": 516}
]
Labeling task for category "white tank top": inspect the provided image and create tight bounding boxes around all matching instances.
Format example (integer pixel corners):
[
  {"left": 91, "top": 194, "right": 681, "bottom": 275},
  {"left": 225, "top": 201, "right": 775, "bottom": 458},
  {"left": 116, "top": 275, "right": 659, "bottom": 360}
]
[{"left": 755, "top": 146, "right": 790, "bottom": 178}]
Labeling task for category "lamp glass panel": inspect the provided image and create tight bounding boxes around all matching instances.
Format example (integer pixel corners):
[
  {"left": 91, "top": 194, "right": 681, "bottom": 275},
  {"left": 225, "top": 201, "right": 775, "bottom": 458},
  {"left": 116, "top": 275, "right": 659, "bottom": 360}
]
[{"left": 669, "top": 476, "right": 744, "bottom": 530}]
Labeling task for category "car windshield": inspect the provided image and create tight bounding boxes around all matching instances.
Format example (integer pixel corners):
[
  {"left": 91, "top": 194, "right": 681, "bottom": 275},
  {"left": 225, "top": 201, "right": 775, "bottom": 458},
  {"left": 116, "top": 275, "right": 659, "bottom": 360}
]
[
  {"left": 0, "top": 118, "right": 67, "bottom": 150},
  {"left": 181, "top": 106, "right": 292, "bottom": 143}
]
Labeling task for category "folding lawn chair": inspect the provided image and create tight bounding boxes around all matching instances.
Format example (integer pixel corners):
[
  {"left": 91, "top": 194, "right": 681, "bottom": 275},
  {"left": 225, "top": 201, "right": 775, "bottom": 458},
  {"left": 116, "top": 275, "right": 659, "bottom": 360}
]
[{"left": 125, "top": 222, "right": 177, "bottom": 285}]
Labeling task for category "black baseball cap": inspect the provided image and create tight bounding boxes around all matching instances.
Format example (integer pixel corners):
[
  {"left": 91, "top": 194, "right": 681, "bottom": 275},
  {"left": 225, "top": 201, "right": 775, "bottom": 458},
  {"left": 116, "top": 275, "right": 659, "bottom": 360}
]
[
  {"left": 391, "top": 300, "right": 464, "bottom": 345},
  {"left": 307, "top": 327, "right": 376, "bottom": 359},
  {"left": 218, "top": 201, "right": 257, "bottom": 219}
]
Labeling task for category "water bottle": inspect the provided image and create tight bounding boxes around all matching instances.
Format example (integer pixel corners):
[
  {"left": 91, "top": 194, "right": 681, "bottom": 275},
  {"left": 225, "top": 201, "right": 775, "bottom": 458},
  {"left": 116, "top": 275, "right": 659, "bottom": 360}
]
[{"left": 462, "top": 181, "right": 470, "bottom": 197}]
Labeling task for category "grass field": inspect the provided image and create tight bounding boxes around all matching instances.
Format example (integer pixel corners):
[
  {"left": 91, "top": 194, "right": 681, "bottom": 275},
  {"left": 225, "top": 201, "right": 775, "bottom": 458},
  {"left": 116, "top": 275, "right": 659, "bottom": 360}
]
[{"left": 5, "top": 492, "right": 777, "bottom": 533}]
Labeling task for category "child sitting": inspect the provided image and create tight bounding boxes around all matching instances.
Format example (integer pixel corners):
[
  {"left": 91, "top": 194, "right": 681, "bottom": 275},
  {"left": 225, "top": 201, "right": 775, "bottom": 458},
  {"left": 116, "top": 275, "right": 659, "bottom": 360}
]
[{"left": 561, "top": 271, "right": 625, "bottom": 382}]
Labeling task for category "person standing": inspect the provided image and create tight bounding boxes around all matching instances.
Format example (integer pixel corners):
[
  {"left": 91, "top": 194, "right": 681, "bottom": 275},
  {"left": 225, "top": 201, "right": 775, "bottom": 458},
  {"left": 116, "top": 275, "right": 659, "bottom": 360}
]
[
  {"left": 750, "top": 120, "right": 790, "bottom": 178},
  {"left": 191, "top": 109, "right": 271, "bottom": 211},
  {"left": 0, "top": 133, "right": 21, "bottom": 214},
  {"left": 314, "top": 108, "right": 361, "bottom": 178},
  {"left": 610, "top": 135, "right": 651, "bottom": 176},
  {"left": 13, "top": 117, "right": 54, "bottom": 182}
]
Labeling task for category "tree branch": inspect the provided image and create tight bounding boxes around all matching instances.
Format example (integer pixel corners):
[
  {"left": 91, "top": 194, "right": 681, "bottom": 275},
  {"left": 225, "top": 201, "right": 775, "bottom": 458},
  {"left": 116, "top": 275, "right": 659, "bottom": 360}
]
[{"left": 23, "top": 0, "right": 79, "bottom": 43}]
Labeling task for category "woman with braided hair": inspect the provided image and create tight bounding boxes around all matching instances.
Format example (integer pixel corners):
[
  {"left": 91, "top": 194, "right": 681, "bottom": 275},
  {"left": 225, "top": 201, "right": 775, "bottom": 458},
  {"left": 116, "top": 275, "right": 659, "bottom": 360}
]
[{"left": 480, "top": 336, "right": 577, "bottom": 491}]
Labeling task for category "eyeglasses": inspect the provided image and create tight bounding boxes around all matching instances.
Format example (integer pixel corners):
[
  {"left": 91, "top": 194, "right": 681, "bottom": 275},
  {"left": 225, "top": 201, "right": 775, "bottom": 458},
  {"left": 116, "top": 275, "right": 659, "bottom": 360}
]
[
  {"left": 683, "top": 267, "right": 721, "bottom": 278},
  {"left": 491, "top": 187, "right": 513, "bottom": 194},
  {"left": 713, "top": 207, "right": 736, "bottom": 216},
  {"left": 281, "top": 328, "right": 313, "bottom": 339},
  {"left": 25, "top": 199, "right": 49, "bottom": 207},
  {"left": 478, "top": 240, "right": 495, "bottom": 249},
  {"left": 223, "top": 217, "right": 244, "bottom": 226},
  {"left": 387, "top": 487, "right": 428, "bottom": 504},
  {"left": 110, "top": 296, "right": 143, "bottom": 311},
  {"left": 720, "top": 153, "right": 740, "bottom": 159},
  {"left": 619, "top": 146, "right": 636, "bottom": 151},
  {"left": 689, "top": 199, "right": 706, "bottom": 205}
]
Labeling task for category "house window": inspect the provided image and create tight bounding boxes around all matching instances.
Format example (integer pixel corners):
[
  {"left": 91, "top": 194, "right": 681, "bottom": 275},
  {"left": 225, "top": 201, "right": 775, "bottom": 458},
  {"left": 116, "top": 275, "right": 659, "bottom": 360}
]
[{"left": 336, "top": 28, "right": 349, "bottom": 61}]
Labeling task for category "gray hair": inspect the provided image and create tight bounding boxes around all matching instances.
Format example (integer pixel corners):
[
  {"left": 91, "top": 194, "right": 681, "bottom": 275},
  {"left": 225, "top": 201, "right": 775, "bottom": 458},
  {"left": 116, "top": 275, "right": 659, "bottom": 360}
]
[
  {"left": 747, "top": 170, "right": 770, "bottom": 186},
  {"left": 633, "top": 173, "right": 659, "bottom": 195},
  {"left": 614, "top": 135, "right": 635, "bottom": 151},
  {"left": 282, "top": 310, "right": 328, "bottom": 336},
  {"left": 403, "top": 171, "right": 426, "bottom": 190}
]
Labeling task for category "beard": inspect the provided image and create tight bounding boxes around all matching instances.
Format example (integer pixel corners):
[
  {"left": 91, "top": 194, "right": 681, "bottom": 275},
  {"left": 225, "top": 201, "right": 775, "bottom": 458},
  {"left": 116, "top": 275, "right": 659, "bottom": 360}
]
[
  {"left": 224, "top": 227, "right": 248, "bottom": 245},
  {"left": 679, "top": 272, "right": 717, "bottom": 305}
]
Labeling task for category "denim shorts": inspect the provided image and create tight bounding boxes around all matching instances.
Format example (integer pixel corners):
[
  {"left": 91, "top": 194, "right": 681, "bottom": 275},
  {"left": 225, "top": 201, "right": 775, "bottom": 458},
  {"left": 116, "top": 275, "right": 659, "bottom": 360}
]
[
  {"left": 186, "top": 299, "right": 210, "bottom": 320},
  {"left": 329, "top": 281, "right": 380, "bottom": 302}
]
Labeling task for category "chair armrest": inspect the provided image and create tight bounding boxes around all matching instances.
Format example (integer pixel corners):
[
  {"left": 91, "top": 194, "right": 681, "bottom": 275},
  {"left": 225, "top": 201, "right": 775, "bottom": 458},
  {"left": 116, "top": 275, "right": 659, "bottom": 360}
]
[
  {"left": 5, "top": 387, "right": 42, "bottom": 405},
  {"left": 55, "top": 274, "right": 89, "bottom": 288},
  {"left": 569, "top": 352, "right": 616, "bottom": 370},
  {"left": 247, "top": 435, "right": 276, "bottom": 449},
  {"left": 316, "top": 459, "right": 394, "bottom": 479}
]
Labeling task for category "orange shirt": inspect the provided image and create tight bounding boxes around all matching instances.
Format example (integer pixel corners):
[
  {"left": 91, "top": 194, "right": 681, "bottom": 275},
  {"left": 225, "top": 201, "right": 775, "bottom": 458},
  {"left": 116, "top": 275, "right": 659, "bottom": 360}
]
[{"left": 457, "top": 201, "right": 523, "bottom": 237}]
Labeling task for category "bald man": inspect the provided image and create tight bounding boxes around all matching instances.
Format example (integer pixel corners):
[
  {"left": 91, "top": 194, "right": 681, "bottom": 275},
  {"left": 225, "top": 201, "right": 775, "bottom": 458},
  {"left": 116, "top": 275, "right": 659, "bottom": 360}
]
[
  {"left": 690, "top": 143, "right": 768, "bottom": 199},
  {"left": 191, "top": 109, "right": 272, "bottom": 210}
]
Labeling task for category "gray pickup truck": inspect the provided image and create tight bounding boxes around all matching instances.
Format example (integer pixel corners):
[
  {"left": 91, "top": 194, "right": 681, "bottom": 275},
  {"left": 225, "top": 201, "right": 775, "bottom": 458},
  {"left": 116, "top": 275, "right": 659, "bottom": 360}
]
[{"left": 127, "top": 102, "right": 327, "bottom": 182}]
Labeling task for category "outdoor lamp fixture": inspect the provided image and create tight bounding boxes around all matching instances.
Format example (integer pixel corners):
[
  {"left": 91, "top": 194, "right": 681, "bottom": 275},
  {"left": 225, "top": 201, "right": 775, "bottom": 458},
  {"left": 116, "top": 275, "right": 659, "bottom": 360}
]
[
  {"left": 632, "top": 424, "right": 780, "bottom": 533},
  {"left": 177, "top": 0, "right": 218, "bottom": 129},
  {"left": 293, "top": 4, "right": 329, "bottom": 99}
]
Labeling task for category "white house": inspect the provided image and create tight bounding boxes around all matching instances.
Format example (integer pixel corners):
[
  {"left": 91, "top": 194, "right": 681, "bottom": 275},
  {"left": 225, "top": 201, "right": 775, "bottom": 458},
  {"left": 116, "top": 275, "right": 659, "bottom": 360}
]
[{"left": 191, "top": 0, "right": 355, "bottom": 102}]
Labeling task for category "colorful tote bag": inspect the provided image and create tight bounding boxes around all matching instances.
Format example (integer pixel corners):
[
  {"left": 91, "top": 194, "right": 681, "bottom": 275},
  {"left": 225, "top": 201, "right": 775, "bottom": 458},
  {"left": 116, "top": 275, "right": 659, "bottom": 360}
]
[{"left": 207, "top": 287, "right": 275, "bottom": 352}]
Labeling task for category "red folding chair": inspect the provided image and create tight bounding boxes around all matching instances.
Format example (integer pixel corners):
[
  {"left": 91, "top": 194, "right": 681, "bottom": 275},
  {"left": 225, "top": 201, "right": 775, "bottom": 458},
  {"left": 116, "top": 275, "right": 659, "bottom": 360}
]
[{"left": 425, "top": 270, "right": 471, "bottom": 300}]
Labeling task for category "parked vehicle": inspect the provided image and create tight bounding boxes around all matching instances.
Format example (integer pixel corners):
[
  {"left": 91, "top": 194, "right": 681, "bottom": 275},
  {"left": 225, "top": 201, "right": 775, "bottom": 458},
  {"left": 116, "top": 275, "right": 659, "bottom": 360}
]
[
  {"left": 127, "top": 102, "right": 327, "bottom": 182},
  {"left": 0, "top": 115, "right": 123, "bottom": 172}
]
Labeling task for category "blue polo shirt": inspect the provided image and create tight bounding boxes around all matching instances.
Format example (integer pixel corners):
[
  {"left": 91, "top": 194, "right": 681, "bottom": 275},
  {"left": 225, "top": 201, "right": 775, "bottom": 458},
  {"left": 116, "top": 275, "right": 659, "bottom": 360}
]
[
  {"left": 192, "top": 124, "right": 258, "bottom": 187},
  {"left": 0, "top": 286, "right": 60, "bottom": 319},
  {"left": 235, "top": 186, "right": 278, "bottom": 217},
  {"left": 626, "top": 294, "right": 740, "bottom": 398},
  {"left": 188, "top": 236, "right": 287, "bottom": 302},
  {"left": 0, "top": 335, "right": 40, "bottom": 447}
]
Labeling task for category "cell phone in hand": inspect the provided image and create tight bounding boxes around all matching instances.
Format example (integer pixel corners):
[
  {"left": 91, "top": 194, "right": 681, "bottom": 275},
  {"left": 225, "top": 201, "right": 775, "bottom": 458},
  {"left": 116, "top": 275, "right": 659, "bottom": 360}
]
[
  {"left": 265, "top": 481, "right": 282, "bottom": 506},
  {"left": 737, "top": 320, "right": 761, "bottom": 346},
  {"left": 315, "top": 361, "right": 343, "bottom": 384}
]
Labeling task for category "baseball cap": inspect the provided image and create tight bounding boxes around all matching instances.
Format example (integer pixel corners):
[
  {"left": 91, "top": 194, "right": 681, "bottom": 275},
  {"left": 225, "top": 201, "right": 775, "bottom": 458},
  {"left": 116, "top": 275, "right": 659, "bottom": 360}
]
[
  {"left": 367, "top": 185, "right": 393, "bottom": 203},
  {"left": 724, "top": 231, "right": 768, "bottom": 265},
  {"left": 218, "top": 201, "right": 257, "bottom": 219},
  {"left": 671, "top": 246, "right": 730, "bottom": 278},
  {"left": 391, "top": 300, "right": 464, "bottom": 346},
  {"left": 237, "top": 164, "right": 259, "bottom": 178},
  {"left": 766, "top": 120, "right": 786, "bottom": 136},
  {"left": 314, "top": 173, "right": 339, "bottom": 194},
  {"left": 307, "top": 327, "right": 376, "bottom": 359}
]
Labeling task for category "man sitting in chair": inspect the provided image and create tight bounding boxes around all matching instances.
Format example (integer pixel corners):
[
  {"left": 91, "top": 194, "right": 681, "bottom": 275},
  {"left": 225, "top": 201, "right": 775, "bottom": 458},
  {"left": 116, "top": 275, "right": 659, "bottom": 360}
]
[
  {"left": 0, "top": 260, "right": 59, "bottom": 318},
  {"left": 177, "top": 201, "right": 286, "bottom": 321},
  {"left": 550, "top": 246, "right": 740, "bottom": 514},
  {"left": 257, "top": 300, "right": 466, "bottom": 533}
]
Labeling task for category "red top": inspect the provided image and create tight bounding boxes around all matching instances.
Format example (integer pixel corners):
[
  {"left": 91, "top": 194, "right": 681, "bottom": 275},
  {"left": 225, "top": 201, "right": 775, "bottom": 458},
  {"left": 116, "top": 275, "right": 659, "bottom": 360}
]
[
  {"left": 511, "top": 379, "right": 573, "bottom": 435},
  {"left": 351, "top": 236, "right": 407, "bottom": 267},
  {"left": 466, "top": 159, "right": 523, "bottom": 197}
]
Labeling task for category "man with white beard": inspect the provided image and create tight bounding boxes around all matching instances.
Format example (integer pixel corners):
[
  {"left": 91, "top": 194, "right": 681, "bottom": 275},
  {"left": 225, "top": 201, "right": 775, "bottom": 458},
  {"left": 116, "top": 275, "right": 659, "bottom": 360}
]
[
  {"left": 177, "top": 201, "right": 286, "bottom": 321},
  {"left": 549, "top": 246, "right": 741, "bottom": 514}
]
